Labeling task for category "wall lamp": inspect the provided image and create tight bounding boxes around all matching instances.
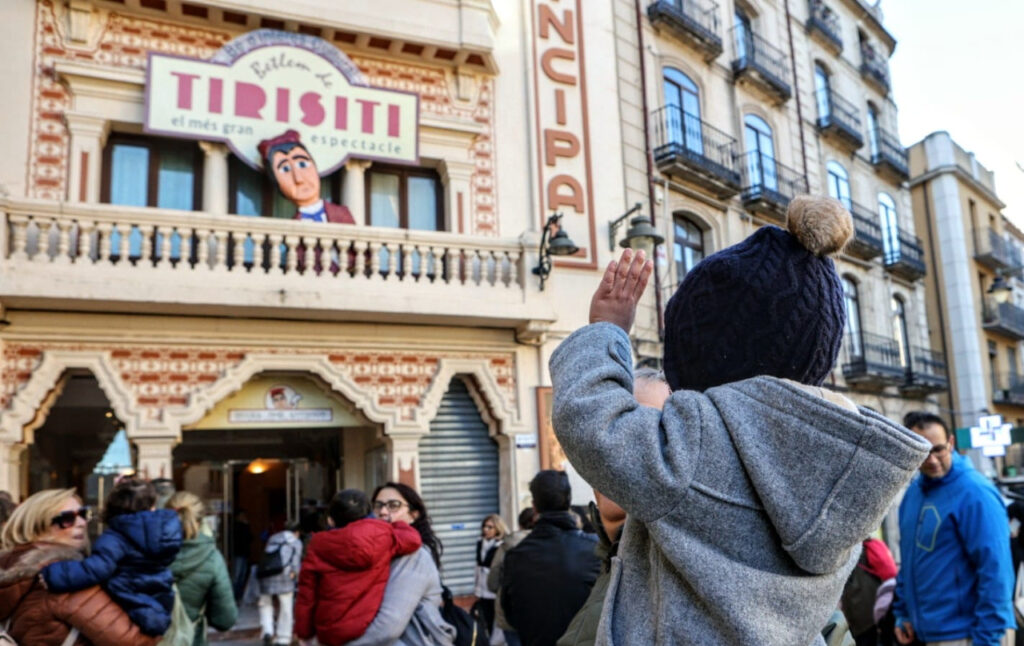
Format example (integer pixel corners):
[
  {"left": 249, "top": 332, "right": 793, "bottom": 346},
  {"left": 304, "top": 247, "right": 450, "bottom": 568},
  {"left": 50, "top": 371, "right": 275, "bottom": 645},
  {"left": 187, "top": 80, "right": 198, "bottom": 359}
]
[
  {"left": 533, "top": 213, "right": 579, "bottom": 291},
  {"left": 609, "top": 203, "right": 664, "bottom": 257},
  {"left": 988, "top": 268, "right": 1024, "bottom": 304}
]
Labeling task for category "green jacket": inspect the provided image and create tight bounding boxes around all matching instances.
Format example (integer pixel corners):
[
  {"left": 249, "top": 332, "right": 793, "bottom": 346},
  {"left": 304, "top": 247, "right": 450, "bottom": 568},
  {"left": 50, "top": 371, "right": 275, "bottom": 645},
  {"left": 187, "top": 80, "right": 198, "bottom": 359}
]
[
  {"left": 170, "top": 534, "right": 237, "bottom": 646},
  {"left": 557, "top": 505, "right": 617, "bottom": 646}
]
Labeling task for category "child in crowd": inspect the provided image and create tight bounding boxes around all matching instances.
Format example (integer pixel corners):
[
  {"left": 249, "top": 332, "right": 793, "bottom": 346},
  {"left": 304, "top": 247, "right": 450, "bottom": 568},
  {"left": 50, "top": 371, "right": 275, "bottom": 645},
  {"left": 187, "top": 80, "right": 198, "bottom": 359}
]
[
  {"left": 294, "top": 488, "right": 422, "bottom": 646},
  {"left": 549, "top": 195, "right": 932, "bottom": 646},
  {"left": 42, "top": 477, "right": 183, "bottom": 636}
]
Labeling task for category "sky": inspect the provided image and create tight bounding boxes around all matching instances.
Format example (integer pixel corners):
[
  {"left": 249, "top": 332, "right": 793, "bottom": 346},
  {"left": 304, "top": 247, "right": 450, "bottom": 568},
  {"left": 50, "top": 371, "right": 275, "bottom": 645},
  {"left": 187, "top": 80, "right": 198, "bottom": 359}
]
[{"left": 882, "top": 0, "right": 1024, "bottom": 225}]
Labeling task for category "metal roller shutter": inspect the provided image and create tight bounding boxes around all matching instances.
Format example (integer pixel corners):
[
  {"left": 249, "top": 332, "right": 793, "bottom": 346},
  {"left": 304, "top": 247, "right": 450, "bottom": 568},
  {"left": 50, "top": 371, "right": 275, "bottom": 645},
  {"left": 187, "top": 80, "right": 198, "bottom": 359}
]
[{"left": 419, "top": 378, "right": 500, "bottom": 595}]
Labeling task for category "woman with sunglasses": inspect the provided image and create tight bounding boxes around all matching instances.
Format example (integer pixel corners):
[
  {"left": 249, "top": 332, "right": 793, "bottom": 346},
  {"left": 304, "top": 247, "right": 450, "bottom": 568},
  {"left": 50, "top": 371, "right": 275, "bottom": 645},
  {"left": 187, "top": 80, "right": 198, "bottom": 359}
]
[
  {"left": 345, "top": 483, "right": 455, "bottom": 646},
  {"left": 0, "top": 488, "right": 157, "bottom": 646}
]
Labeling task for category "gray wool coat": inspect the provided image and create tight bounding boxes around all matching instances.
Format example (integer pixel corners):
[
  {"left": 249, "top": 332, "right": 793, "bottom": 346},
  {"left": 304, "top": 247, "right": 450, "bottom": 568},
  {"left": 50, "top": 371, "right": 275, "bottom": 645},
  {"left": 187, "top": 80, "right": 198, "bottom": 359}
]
[{"left": 550, "top": 323, "right": 930, "bottom": 646}]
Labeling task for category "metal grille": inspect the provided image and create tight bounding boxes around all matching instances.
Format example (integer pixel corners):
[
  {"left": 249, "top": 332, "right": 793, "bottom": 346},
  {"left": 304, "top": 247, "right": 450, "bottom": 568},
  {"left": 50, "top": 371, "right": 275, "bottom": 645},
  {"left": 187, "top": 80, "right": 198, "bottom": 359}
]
[{"left": 419, "top": 378, "right": 500, "bottom": 595}]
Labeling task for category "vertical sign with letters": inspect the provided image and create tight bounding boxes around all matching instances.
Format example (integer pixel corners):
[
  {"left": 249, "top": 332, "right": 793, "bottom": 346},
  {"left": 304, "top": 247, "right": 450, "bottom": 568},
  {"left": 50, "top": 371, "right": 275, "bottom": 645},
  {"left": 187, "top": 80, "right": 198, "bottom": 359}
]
[{"left": 531, "top": 0, "right": 597, "bottom": 268}]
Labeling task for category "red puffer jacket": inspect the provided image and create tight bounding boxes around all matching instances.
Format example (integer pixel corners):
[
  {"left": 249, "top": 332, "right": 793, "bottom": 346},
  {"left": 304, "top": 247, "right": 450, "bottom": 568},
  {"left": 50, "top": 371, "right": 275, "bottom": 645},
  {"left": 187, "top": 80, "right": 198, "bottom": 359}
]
[{"left": 294, "top": 519, "right": 422, "bottom": 645}]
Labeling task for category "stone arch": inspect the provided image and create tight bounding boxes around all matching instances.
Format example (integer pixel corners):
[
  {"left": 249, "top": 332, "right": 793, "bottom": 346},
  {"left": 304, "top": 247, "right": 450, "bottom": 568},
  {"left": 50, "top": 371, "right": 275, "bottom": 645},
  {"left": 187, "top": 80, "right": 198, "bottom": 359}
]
[{"left": 417, "top": 358, "right": 524, "bottom": 437}]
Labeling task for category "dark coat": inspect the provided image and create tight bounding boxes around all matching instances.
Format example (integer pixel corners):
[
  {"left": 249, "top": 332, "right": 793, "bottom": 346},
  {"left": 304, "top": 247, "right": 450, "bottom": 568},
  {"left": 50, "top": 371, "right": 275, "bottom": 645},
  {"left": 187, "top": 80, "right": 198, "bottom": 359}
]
[
  {"left": 501, "top": 511, "right": 601, "bottom": 646},
  {"left": 43, "top": 509, "right": 182, "bottom": 636},
  {"left": 170, "top": 534, "right": 237, "bottom": 646}
]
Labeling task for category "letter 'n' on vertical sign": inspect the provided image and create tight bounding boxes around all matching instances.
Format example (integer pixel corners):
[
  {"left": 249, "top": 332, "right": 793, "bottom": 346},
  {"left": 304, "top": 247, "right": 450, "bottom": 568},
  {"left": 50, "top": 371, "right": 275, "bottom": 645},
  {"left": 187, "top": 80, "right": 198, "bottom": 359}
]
[{"left": 530, "top": 0, "right": 597, "bottom": 269}]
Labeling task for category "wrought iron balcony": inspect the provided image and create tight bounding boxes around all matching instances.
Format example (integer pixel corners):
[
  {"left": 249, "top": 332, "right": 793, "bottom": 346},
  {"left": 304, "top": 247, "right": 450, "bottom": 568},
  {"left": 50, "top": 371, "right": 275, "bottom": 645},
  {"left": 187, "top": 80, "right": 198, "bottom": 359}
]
[
  {"left": 730, "top": 28, "right": 792, "bottom": 104},
  {"left": 883, "top": 228, "right": 926, "bottom": 281},
  {"left": 973, "top": 227, "right": 1015, "bottom": 272},
  {"left": 647, "top": 0, "right": 724, "bottom": 62},
  {"left": 842, "top": 330, "right": 906, "bottom": 389},
  {"left": 651, "top": 106, "right": 741, "bottom": 198},
  {"left": 806, "top": 0, "right": 842, "bottom": 54},
  {"left": 993, "top": 372, "right": 1024, "bottom": 407},
  {"left": 845, "top": 202, "right": 883, "bottom": 260},
  {"left": 983, "top": 299, "right": 1024, "bottom": 341},
  {"left": 738, "top": 152, "right": 806, "bottom": 222},
  {"left": 871, "top": 130, "right": 909, "bottom": 182},
  {"left": 902, "top": 346, "right": 948, "bottom": 396},
  {"left": 815, "top": 90, "right": 864, "bottom": 151},
  {"left": 860, "top": 44, "right": 890, "bottom": 94}
]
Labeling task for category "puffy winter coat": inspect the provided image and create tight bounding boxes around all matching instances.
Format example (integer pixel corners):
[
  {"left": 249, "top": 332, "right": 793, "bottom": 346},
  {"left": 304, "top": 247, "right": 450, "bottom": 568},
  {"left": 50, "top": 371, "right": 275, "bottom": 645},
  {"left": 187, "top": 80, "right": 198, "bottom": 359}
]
[
  {"left": 294, "top": 518, "right": 422, "bottom": 645},
  {"left": 170, "top": 533, "right": 238, "bottom": 646},
  {"left": 43, "top": 509, "right": 183, "bottom": 636},
  {"left": 0, "top": 541, "right": 157, "bottom": 646}
]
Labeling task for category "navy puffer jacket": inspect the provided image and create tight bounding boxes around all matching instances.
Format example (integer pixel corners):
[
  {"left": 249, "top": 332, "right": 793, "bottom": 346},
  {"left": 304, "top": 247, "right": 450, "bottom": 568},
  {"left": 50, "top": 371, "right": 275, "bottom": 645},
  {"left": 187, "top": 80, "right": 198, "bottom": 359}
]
[{"left": 43, "top": 509, "right": 182, "bottom": 636}]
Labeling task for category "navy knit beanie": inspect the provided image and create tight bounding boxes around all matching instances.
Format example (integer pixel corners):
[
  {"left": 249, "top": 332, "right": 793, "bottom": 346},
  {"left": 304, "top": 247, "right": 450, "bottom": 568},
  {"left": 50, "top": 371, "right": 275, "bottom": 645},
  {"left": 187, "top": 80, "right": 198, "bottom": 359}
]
[{"left": 663, "top": 195, "right": 853, "bottom": 392}]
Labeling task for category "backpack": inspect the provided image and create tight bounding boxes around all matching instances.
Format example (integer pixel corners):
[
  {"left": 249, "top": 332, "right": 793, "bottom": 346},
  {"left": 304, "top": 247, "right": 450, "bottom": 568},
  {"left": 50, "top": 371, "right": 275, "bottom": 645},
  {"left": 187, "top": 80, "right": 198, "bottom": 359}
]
[
  {"left": 256, "top": 543, "right": 285, "bottom": 579},
  {"left": 156, "top": 583, "right": 200, "bottom": 646},
  {"left": 440, "top": 585, "right": 488, "bottom": 646},
  {"left": 840, "top": 548, "right": 883, "bottom": 637}
]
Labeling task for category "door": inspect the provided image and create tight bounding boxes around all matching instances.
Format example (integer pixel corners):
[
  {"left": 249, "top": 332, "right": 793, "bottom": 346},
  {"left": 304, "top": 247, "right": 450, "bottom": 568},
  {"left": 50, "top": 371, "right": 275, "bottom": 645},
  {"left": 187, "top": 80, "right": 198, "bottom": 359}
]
[
  {"left": 744, "top": 115, "right": 777, "bottom": 192},
  {"left": 815, "top": 64, "right": 831, "bottom": 121},
  {"left": 664, "top": 68, "right": 702, "bottom": 155},
  {"left": 734, "top": 10, "right": 753, "bottom": 62}
]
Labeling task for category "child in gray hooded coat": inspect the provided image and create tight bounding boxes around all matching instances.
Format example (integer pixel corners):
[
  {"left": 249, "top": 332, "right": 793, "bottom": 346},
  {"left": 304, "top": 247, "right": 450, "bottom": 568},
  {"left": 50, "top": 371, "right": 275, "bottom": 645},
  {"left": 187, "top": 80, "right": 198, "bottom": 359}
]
[{"left": 549, "top": 195, "right": 931, "bottom": 646}]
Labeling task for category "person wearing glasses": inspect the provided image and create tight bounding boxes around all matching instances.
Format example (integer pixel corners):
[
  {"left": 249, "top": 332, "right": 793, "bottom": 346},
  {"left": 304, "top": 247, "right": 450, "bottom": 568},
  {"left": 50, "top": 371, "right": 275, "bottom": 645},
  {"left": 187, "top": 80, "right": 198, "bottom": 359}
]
[
  {"left": 893, "top": 412, "right": 1015, "bottom": 646},
  {"left": 474, "top": 514, "right": 508, "bottom": 639},
  {"left": 0, "top": 488, "right": 157, "bottom": 645}
]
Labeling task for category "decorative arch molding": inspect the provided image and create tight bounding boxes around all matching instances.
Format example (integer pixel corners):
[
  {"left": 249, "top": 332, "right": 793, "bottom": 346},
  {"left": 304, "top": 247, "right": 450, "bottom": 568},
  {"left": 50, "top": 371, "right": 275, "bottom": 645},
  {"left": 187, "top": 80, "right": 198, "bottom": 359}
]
[
  {"left": 657, "top": 57, "right": 708, "bottom": 106},
  {"left": 668, "top": 203, "right": 723, "bottom": 254},
  {"left": 0, "top": 351, "right": 153, "bottom": 443},
  {"left": 417, "top": 358, "right": 526, "bottom": 437}
]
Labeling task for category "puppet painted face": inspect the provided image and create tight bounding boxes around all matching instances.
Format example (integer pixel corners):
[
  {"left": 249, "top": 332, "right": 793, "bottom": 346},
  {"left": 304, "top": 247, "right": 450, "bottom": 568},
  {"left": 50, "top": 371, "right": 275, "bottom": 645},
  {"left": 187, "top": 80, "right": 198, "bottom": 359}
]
[{"left": 271, "top": 146, "right": 321, "bottom": 207}]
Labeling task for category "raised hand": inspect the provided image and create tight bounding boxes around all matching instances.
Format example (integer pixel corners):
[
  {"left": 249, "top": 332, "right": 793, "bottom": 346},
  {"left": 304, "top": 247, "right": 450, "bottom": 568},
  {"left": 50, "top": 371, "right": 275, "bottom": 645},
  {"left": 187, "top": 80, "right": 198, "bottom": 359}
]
[{"left": 588, "top": 248, "right": 653, "bottom": 333}]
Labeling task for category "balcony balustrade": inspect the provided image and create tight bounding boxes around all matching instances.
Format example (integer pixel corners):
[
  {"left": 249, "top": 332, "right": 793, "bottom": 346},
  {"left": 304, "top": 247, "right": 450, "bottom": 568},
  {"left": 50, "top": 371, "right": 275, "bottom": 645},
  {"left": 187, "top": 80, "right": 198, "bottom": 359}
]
[
  {"left": 730, "top": 28, "right": 792, "bottom": 103},
  {"left": 901, "top": 345, "right": 948, "bottom": 396},
  {"left": 993, "top": 372, "right": 1024, "bottom": 407},
  {"left": 651, "top": 106, "right": 741, "bottom": 198},
  {"left": 883, "top": 229, "right": 926, "bottom": 281},
  {"left": 737, "top": 151, "right": 807, "bottom": 222},
  {"left": 842, "top": 330, "right": 906, "bottom": 389},
  {"left": 845, "top": 202, "right": 883, "bottom": 260},
  {"left": 871, "top": 130, "right": 909, "bottom": 182},
  {"left": 983, "top": 299, "right": 1024, "bottom": 341},
  {"left": 806, "top": 0, "right": 842, "bottom": 54},
  {"left": 860, "top": 44, "right": 891, "bottom": 94},
  {"left": 647, "top": 0, "right": 724, "bottom": 62},
  {"left": 815, "top": 90, "right": 864, "bottom": 152},
  {"left": 0, "top": 199, "right": 556, "bottom": 336},
  {"left": 973, "top": 227, "right": 1015, "bottom": 272}
]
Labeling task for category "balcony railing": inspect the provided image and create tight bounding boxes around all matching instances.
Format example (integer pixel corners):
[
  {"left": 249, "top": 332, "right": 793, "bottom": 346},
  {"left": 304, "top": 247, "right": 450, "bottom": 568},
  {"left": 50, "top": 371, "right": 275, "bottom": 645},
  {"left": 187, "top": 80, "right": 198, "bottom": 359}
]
[
  {"left": 842, "top": 330, "right": 906, "bottom": 388},
  {"left": 993, "top": 372, "right": 1024, "bottom": 407},
  {"left": 974, "top": 227, "right": 1015, "bottom": 271},
  {"left": 651, "top": 106, "right": 741, "bottom": 197},
  {"left": 902, "top": 346, "right": 948, "bottom": 396},
  {"left": 730, "top": 28, "right": 792, "bottom": 103},
  {"left": 845, "top": 202, "right": 884, "bottom": 260},
  {"left": 738, "top": 151, "right": 807, "bottom": 221},
  {"left": 883, "top": 228, "right": 926, "bottom": 281},
  {"left": 983, "top": 299, "right": 1024, "bottom": 341},
  {"left": 816, "top": 90, "right": 864, "bottom": 151},
  {"left": 0, "top": 199, "right": 556, "bottom": 334},
  {"left": 860, "top": 44, "right": 890, "bottom": 93},
  {"left": 806, "top": 0, "right": 842, "bottom": 53},
  {"left": 871, "top": 130, "right": 909, "bottom": 181},
  {"left": 647, "top": 0, "right": 723, "bottom": 61}
]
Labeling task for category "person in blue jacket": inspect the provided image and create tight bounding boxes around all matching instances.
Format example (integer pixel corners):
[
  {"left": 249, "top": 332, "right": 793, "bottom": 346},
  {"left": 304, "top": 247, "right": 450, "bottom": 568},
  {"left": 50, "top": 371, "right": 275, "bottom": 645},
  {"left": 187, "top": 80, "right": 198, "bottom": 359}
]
[
  {"left": 893, "top": 412, "right": 1015, "bottom": 646},
  {"left": 42, "top": 477, "right": 183, "bottom": 636}
]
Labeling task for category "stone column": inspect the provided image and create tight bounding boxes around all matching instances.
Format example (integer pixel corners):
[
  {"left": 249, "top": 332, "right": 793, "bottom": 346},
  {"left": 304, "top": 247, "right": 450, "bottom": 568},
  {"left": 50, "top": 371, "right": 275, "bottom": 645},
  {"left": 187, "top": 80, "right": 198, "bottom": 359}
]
[
  {"left": 133, "top": 437, "right": 176, "bottom": 480},
  {"left": 199, "top": 142, "right": 229, "bottom": 215},
  {"left": 388, "top": 434, "right": 421, "bottom": 488},
  {"left": 342, "top": 160, "right": 372, "bottom": 224},
  {"left": 437, "top": 160, "right": 475, "bottom": 233},
  {"left": 64, "top": 112, "right": 109, "bottom": 203},
  {"left": 0, "top": 443, "right": 27, "bottom": 499}
]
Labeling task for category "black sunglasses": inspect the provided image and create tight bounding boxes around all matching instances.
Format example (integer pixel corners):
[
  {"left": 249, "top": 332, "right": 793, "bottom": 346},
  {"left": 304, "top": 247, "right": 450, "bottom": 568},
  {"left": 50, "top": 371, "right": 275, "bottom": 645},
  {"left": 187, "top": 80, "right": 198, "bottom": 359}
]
[{"left": 51, "top": 507, "right": 91, "bottom": 529}]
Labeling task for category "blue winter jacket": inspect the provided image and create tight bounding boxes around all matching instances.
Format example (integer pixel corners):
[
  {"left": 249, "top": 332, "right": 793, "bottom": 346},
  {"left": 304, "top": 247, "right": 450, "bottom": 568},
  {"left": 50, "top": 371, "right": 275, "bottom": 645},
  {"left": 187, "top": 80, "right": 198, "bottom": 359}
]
[
  {"left": 892, "top": 453, "right": 1015, "bottom": 645},
  {"left": 42, "top": 508, "right": 183, "bottom": 636}
]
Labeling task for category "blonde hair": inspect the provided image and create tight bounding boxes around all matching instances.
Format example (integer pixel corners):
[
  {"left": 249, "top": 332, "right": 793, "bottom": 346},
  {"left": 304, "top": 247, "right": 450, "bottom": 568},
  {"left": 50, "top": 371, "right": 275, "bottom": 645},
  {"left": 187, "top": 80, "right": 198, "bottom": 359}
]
[
  {"left": 482, "top": 513, "right": 509, "bottom": 540},
  {"left": 167, "top": 491, "right": 204, "bottom": 541},
  {"left": 1, "top": 488, "right": 78, "bottom": 550}
]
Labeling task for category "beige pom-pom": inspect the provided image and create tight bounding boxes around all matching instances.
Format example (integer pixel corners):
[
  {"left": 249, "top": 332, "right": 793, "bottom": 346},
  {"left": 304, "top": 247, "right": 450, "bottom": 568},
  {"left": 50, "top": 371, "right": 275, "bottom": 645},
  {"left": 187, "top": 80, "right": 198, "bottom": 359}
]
[{"left": 785, "top": 194, "right": 853, "bottom": 257}]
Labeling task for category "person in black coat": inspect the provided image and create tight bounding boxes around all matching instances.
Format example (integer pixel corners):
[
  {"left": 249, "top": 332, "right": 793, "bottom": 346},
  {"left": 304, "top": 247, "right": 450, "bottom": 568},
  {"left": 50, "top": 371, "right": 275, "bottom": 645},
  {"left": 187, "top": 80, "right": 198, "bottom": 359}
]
[{"left": 501, "top": 471, "right": 601, "bottom": 646}]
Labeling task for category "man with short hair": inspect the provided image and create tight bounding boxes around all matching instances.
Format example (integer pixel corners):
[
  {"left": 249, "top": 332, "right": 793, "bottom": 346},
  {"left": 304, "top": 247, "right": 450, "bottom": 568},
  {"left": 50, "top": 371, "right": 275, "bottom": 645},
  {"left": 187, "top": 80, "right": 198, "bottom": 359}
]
[
  {"left": 894, "top": 412, "right": 1015, "bottom": 646},
  {"left": 501, "top": 470, "right": 601, "bottom": 646}
]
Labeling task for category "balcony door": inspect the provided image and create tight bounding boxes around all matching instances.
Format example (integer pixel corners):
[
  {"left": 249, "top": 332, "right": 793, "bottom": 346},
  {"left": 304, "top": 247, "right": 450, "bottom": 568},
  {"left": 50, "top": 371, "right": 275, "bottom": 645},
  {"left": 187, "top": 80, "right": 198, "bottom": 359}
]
[
  {"left": 867, "top": 104, "right": 881, "bottom": 158},
  {"left": 826, "top": 161, "right": 851, "bottom": 209},
  {"left": 843, "top": 277, "right": 863, "bottom": 359},
  {"left": 814, "top": 63, "right": 831, "bottom": 120},
  {"left": 664, "top": 68, "right": 703, "bottom": 155},
  {"left": 891, "top": 296, "right": 910, "bottom": 369},
  {"left": 734, "top": 9, "right": 753, "bottom": 62},
  {"left": 879, "top": 192, "right": 900, "bottom": 262},
  {"left": 744, "top": 115, "right": 777, "bottom": 192}
]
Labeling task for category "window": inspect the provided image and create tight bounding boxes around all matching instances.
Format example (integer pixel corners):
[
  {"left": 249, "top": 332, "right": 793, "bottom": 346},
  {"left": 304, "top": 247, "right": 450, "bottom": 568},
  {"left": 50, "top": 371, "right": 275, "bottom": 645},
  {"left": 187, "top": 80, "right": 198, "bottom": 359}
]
[
  {"left": 826, "top": 161, "right": 851, "bottom": 209},
  {"left": 663, "top": 68, "right": 702, "bottom": 155},
  {"left": 673, "top": 216, "right": 704, "bottom": 282},
  {"left": 989, "top": 340, "right": 999, "bottom": 393},
  {"left": 879, "top": 192, "right": 899, "bottom": 262},
  {"left": 365, "top": 165, "right": 443, "bottom": 231},
  {"left": 867, "top": 104, "right": 880, "bottom": 158},
  {"left": 228, "top": 154, "right": 343, "bottom": 219},
  {"left": 891, "top": 296, "right": 909, "bottom": 368},
  {"left": 744, "top": 115, "right": 777, "bottom": 191},
  {"left": 843, "top": 277, "right": 863, "bottom": 358},
  {"left": 814, "top": 63, "right": 831, "bottom": 120},
  {"left": 102, "top": 134, "right": 202, "bottom": 210},
  {"left": 734, "top": 9, "right": 753, "bottom": 61},
  {"left": 1010, "top": 347, "right": 1019, "bottom": 379}
]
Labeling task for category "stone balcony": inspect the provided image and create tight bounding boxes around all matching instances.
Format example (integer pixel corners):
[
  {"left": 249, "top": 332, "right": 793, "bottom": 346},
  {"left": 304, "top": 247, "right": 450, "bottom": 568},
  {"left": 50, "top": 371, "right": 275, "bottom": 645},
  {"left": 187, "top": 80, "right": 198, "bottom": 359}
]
[
  {"left": 647, "top": 0, "right": 724, "bottom": 62},
  {"left": 0, "top": 199, "right": 556, "bottom": 341},
  {"left": 806, "top": 0, "right": 843, "bottom": 55}
]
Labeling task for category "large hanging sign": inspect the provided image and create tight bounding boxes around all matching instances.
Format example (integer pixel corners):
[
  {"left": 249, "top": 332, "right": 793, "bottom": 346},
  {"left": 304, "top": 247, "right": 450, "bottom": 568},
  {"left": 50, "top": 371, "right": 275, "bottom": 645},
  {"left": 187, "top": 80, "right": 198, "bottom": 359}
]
[{"left": 145, "top": 30, "right": 419, "bottom": 174}]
